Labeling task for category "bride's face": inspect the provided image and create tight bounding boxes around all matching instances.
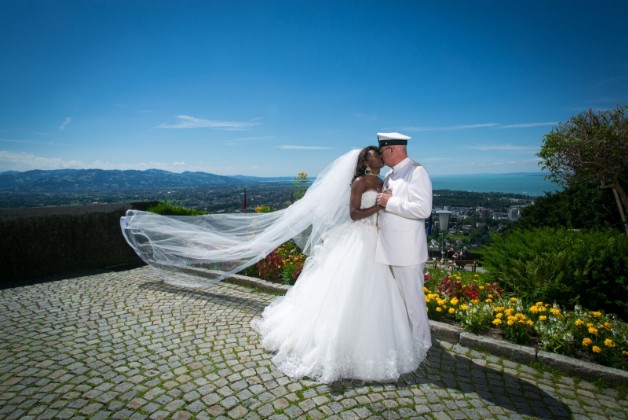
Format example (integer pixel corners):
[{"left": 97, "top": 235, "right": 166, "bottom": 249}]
[{"left": 366, "top": 149, "right": 384, "bottom": 169}]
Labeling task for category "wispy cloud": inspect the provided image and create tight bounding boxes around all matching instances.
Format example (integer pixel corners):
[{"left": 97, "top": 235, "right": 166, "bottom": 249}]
[
  {"left": 157, "top": 115, "right": 260, "bottom": 130},
  {"left": 467, "top": 144, "right": 539, "bottom": 152},
  {"left": 402, "top": 123, "right": 499, "bottom": 131},
  {"left": 0, "top": 137, "right": 66, "bottom": 146},
  {"left": 0, "top": 150, "right": 84, "bottom": 171},
  {"left": 59, "top": 117, "right": 72, "bottom": 131},
  {"left": 277, "top": 145, "right": 334, "bottom": 150},
  {"left": 499, "top": 122, "right": 557, "bottom": 128},
  {"left": 402, "top": 121, "right": 557, "bottom": 131}
]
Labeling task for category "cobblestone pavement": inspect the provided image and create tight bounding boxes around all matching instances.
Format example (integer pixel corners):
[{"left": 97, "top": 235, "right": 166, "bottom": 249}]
[{"left": 1, "top": 267, "right": 626, "bottom": 419}]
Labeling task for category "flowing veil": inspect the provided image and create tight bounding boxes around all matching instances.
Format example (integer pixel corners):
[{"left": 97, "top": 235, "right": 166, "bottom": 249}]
[{"left": 120, "top": 149, "right": 361, "bottom": 287}]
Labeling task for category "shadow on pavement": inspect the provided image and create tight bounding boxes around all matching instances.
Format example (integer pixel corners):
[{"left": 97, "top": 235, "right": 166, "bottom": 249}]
[{"left": 329, "top": 344, "right": 571, "bottom": 419}]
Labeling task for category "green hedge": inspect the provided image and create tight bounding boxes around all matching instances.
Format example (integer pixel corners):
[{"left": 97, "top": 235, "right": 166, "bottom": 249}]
[{"left": 482, "top": 227, "right": 627, "bottom": 320}]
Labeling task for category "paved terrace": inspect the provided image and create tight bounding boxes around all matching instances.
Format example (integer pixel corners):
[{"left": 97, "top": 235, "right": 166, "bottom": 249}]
[{"left": 1, "top": 266, "right": 626, "bottom": 419}]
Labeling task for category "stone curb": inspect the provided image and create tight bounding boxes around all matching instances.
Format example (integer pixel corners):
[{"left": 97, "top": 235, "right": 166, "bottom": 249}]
[
  {"left": 227, "top": 274, "right": 628, "bottom": 387},
  {"left": 430, "top": 320, "right": 627, "bottom": 386}
]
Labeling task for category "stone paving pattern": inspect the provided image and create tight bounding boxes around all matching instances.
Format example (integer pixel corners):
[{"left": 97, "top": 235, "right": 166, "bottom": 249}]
[{"left": 1, "top": 266, "right": 626, "bottom": 419}]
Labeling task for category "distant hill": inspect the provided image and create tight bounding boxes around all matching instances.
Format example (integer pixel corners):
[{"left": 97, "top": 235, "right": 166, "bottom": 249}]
[{"left": 0, "top": 168, "right": 249, "bottom": 192}]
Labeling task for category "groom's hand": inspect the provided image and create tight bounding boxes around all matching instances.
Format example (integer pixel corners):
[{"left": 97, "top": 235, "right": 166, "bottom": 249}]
[{"left": 377, "top": 190, "right": 392, "bottom": 207}]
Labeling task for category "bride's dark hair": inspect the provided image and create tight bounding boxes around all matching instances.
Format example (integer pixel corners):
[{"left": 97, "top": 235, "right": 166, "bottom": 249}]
[{"left": 352, "top": 146, "right": 379, "bottom": 182}]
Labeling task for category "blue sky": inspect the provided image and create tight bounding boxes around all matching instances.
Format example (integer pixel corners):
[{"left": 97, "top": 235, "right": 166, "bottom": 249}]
[{"left": 1, "top": 0, "right": 626, "bottom": 177}]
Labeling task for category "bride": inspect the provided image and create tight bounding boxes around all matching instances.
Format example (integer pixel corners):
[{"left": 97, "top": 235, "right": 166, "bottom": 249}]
[
  {"left": 252, "top": 146, "right": 429, "bottom": 383},
  {"left": 120, "top": 146, "right": 430, "bottom": 383}
]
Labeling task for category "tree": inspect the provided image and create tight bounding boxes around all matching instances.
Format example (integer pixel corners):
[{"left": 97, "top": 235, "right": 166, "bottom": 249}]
[
  {"left": 291, "top": 171, "right": 309, "bottom": 202},
  {"left": 517, "top": 181, "right": 622, "bottom": 231},
  {"left": 538, "top": 106, "right": 627, "bottom": 236}
]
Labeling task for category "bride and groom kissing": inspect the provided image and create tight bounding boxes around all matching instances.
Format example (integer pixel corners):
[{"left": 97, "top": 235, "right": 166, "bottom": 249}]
[{"left": 121, "top": 132, "right": 433, "bottom": 384}]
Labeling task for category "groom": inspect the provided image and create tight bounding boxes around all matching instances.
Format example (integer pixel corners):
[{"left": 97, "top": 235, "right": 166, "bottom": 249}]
[{"left": 375, "top": 132, "right": 433, "bottom": 352}]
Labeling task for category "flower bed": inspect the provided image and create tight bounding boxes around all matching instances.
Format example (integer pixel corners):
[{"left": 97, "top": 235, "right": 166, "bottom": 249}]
[
  {"left": 244, "top": 242, "right": 627, "bottom": 371},
  {"left": 424, "top": 270, "right": 627, "bottom": 370}
]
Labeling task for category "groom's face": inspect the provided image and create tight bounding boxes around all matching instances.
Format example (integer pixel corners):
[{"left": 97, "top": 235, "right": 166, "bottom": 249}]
[{"left": 379, "top": 146, "right": 394, "bottom": 166}]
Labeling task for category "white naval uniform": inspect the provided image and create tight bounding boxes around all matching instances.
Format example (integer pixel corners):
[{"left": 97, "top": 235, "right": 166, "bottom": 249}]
[{"left": 375, "top": 157, "right": 433, "bottom": 351}]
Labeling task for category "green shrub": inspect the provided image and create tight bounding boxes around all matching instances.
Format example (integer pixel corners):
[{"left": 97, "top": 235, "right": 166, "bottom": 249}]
[
  {"left": 146, "top": 202, "right": 207, "bottom": 216},
  {"left": 482, "top": 227, "right": 627, "bottom": 319}
]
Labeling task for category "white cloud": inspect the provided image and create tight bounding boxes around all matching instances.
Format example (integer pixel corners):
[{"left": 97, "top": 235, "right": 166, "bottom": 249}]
[
  {"left": 402, "top": 121, "right": 558, "bottom": 131},
  {"left": 0, "top": 137, "right": 57, "bottom": 145},
  {"left": 0, "top": 150, "right": 237, "bottom": 174},
  {"left": 59, "top": 117, "right": 72, "bottom": 131},
  {"left": 277, "top": 145, "right": 335, "bottom": 150},
  {"left": 499, "top": 122, "right": 558, "bottom": 128},
  {"left": 402, "top": 123, "right": 499, "bottom": 131},
  {"left": 467, "top": 144, "right": 539, "bottom": 152},
  {"left": 0, "top": 150, "right": 84, "bottom": 171},
  {"left": 157, "top": 115, "right": 260, "bottom": 130}
]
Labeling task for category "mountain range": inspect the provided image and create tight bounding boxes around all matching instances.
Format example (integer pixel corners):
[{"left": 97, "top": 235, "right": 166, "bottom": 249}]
[{"left": 0, "top": 169, "right": 297, "bottom": 193}]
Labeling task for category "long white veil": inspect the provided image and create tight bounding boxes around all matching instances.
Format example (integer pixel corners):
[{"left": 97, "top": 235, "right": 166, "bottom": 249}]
[{"left": 120, "top": 149, "right": 361, "bottom": 287}]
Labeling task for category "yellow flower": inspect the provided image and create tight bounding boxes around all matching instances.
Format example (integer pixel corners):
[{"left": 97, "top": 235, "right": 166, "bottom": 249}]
[
  {"left": 509, "top": 297, "right": 517, "bottom": 302},
  {"left": 494, "top": 306, "right": 505, "bottom": 312},
  {"left": 492, "top": 319, "right": 502, "bottom": 326},
  {"left": 485, "top": 298, "right": 493, "bottom": 303},
  {"left": 604, "top": 339, "right": 616, "bottom": 348},
  {"left": 505, "top": 308, "right": 514, "bottom": 316},
  {"left": 592, "top": 346, "right": 602, "bottom": 354},
  {"left": 471, "top": 299, "right": 479, "bottom": 305},
  {"left": 496, "top": 313, "right": 503, "bottom": 319},
  {"left": 535, "top": 301, "right": 544, "bottom": 306},
  {"left": 479, "top": 285, "right": 485, "bottom": 290},
  {"left": 507, "top": 320, "right": 515, "bottom": 326},
  {"left": 550, "top": 308, "right": 561, "bottom": 316},
  {"left": 423, "top": 287, "right": 429, "bottom": 293},
  {"left": 588, "top": 327, "right": 598, "bottom": 335},
  {"left": 603, "top": 322, "right": 613, "bottom": 330},
  {"left": 575, "top": 319, "right": 584, "bottom": 327},
  {"left": 582, "top": 337, "right": 592, "bottom": 347},
  {"left": 436, "top": 307, "right": 442, "bottom": 312},
  {"left": 590, "top": 311, "right": 602, "bottom": 318},
  {"left": 450, "top": 297, "right": 459, "bottom": 306},
  {"left": 488, "top": 294, "right": 493, "bottom": 299},
  {"left": 526, "top": 320, "right": 534, "bottom": 326},
  {"left": 448, "top": 308, "right": 455, "bottom": 314},
  {"left": 530, "top": 306, "right": 539, "bottom": 314},
  {"left": 459, "top": 304, "right": 468, "bottom": 311},
  {"left": 539, "top": 315, "right": 547, "bottom": 321}
]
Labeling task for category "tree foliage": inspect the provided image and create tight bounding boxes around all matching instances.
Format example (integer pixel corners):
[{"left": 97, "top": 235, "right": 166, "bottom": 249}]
[
  {"left": 538, "top": 106, "right": 627, "bottom": 235},
  {"left": 291, "top": 171, "right": 309, "bottom": 202},
  {"left": 517, "top": 181, "right": 622, "bottom": 231}
]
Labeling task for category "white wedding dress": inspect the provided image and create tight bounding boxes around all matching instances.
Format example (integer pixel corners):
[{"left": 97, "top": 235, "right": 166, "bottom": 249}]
[{"left": 251, "top": 190, "right": 429, "bottom": 383}]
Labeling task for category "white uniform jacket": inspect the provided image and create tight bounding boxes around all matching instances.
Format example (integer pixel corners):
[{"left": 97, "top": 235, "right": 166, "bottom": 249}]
[{"left": 375, "top": 158, "right": 433, "bottom": 266}]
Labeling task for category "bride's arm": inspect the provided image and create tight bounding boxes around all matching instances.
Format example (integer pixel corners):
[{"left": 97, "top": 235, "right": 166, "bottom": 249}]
[{"left": 349, "top": 177, "right": 381, "bottom": 221}]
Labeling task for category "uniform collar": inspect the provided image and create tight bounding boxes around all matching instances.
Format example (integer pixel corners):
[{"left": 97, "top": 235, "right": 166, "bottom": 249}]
[{"left": 392, "top": 157, "right": 411, "bottom": 174}]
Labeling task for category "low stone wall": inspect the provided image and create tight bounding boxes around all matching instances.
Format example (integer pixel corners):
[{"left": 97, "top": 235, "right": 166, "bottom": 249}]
[{"left": 0, "top": 202, "right": 155, "bottom": 287}]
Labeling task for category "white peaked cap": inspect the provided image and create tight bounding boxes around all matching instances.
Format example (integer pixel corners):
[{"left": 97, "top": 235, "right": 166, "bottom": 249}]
[
  {"left": 377, "top": 132, "right": 411, "bottom": 141},
  {"left": 377, "top": 132, "right": 411, "bottom": 146}
]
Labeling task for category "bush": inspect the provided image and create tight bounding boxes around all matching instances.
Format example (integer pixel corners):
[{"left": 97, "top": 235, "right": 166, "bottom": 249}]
[
  {"left": 146, "top": 202, "right": 207, "bottom": 216},
  {"left": 482, "top": 227, "right": 628, "bottom": 319}
]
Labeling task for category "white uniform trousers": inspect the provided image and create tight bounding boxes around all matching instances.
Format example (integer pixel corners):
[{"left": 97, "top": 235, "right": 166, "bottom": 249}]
[{"left": 391, "top": 263, "right": 432, "bottom": 351}]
